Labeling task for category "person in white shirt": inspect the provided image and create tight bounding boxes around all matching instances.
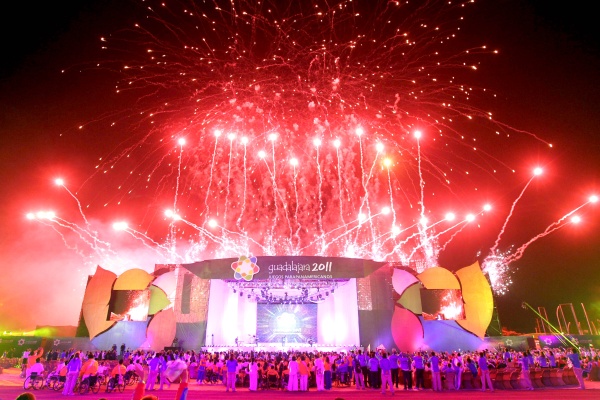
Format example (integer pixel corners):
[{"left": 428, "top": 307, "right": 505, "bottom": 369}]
[
  {"left": 28, "top": 358, "right": 45, "bottom": 378},
  {"left": 314, "top": 354, "right": 325, "bottom": 391},
  {"left": 287, "top": 356, "right": 299, "bottom": 391}
]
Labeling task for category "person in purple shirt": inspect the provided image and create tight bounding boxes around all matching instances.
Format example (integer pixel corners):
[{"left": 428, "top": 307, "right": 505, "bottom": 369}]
[
  {"left": 413, "top": 352, "right": 425, "bottom": 390},
  {"left": 146, "top": 353, "right": 161, "bottom": 391},
  {"left": 520, "top": 350, "right": 534, "bottom": 390},
  {"left": 356, "top": 350, "right": 369, "bottom": 388},
  {"left": 548, "top": 351, "right": 557, "bottom": 368},
  {"left": 368, "top": 352, "right": 380, "bottom": 389},
  {"left": 478, "top": 351, "right": 494, "bottom": 392},
  {"left": 503, "top": 348, "right": 512, "bottom": 365},
  {"left": 429, "top": 351, "right": 442, "bottom": 391},
  {"left": 225, "top": 353, "right": 238, "bottom": 392},
  {"left": 567, "top": 347, "right": 586, "bottom": 390},
  {"left": 388, "top": 349, "right": 399, "bottom": 388},
  {"left": 379, "top": 352, "right": 395, "bottom": 395},
  {"left": 63, "top": 352, "right": 82, "bottom": 395},
  {"left": 398, "top": 352, "right": 413, "bottom": 390}
]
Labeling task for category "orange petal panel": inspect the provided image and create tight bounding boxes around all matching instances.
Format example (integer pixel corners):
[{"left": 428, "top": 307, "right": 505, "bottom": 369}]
[
  {"left": 113, "top": 268, "right": 154, "bottom": 290},
  {"left": 82, "top": 266, "right": 117, "bottom": 339},
  {"left": 417, "top": 266, "right": 460, "bottom": 289}
]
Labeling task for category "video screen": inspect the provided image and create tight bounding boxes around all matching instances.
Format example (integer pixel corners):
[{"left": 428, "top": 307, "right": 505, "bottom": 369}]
[
  {"left": 420, "top": 289, "right": 465, "bottom": 320},
  {"left": 256, "top": 303, "right": 317, "bottom": 343},
  {"left": 107, "top": 290, "right": 150, "bottom": 322}
]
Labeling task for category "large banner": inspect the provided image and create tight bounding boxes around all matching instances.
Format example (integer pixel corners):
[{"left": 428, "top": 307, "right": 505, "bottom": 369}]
[
  {"left": 537, "top": 334, "right": 600, "bottom": 349},
  {"left": 184, "top": 256, "right": 385, "bottom": 280}
]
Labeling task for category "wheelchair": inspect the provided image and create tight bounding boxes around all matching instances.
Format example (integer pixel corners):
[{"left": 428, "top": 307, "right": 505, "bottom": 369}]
[
  {"left": 79, "top": 375, "right": 100, "bottom": 394},
  {"left": 106, "top": 375, "right": 125, "bottom": 393},
  {"left": 23, "top": 372, "right": 44, "bottom": 390}
]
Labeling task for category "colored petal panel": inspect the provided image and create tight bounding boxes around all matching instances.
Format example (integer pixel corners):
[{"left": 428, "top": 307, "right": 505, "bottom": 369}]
[
  {"left": 148, "top": 285, "right": 171, "bottom": 315},
  {"left": 82, "top": 266, "right": 117, "bottom": 339},
  {"left": 152, "top": 271, "right": 177, "bottom": 298},
  {"left": 456, "top": 262, "right": 494, "bottom": 338},
  {"left": 398, "top": 283, "right": 423, "bottom": 314},
  {"left": 114, "top": 268, "right": 154, "bottom": 290},
  {"left": 391, "top": 268, "right": 419, "bottom": 295},
  {"left": 391, "top": 304, "right": 424, "bottom": 352},
  {"left": 417, "top": 267, "right": 460, "bottom": 289},
  {"left": 145, "top": 308, "right": 177, "bottom": 350}
]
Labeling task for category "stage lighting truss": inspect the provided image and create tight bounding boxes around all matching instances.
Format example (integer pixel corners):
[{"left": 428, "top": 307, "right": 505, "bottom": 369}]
[{"left": 225, "top": 277, "right": 348, "bottom": 304}]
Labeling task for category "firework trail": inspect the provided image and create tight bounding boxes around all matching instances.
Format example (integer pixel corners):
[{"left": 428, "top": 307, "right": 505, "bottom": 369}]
[
  {"left": 504, "top": 197, "right": 598, "bottom": 264},
  {"left": 488, "top": 170, "right": 541, "bottom": 256}
]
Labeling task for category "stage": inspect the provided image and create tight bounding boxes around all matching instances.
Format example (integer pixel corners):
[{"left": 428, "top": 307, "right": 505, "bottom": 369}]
[
  {"left": 201, "top": 342, "right": 362, "bottom": 354},
  {"left": 70, "top": 257, "right": 502, "bottom": 352}
]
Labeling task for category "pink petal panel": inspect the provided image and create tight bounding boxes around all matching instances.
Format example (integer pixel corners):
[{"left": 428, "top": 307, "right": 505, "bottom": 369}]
[
  {"left": 145, "top": 308, "right": 177, "bottom": 351},
  {"left": 391, "top": 305, "right": 424, "bottom": 352},
  {"left": 152, "top": 271, "right": 177, "bottom": 297},
  {"left": 391, "top": 268, "right": 419, "bottom": 296}
]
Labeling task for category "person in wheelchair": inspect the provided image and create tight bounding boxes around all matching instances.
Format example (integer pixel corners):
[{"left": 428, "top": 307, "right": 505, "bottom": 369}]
[
  {"left": 124, "top": 370, "right": 137, "bottom": 384},
  {"left": 81, "top": 354, "right": 99, "bottom": 384},
  {"left": 27, "top": 358, "right": 45, "bottom": 380},
  {"left": 111, "top": 359, "right": 127, "bottom": 384},
  {"left": 266, "top": 365, "right": 280, "bottom": 389}
]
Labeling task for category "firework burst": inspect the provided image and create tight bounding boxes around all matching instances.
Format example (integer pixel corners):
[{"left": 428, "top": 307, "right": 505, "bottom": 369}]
[{"left": 27, "top": 0, "right": 596, "bottom": 294}]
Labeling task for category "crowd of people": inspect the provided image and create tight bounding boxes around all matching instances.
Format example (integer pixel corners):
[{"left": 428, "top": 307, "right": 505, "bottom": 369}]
[{"left": 8, "top": 343, "right": 598, "bottom": 395}]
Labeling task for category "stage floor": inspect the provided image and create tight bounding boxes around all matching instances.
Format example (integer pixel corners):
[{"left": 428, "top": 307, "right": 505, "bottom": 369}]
[{"left": 202, "top": 343, "right": 359, "bottom": 353}]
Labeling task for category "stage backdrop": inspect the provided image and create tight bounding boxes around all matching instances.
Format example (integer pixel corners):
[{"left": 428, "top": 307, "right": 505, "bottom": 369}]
[{"left": 75, "top": 257, "right": 494, "bottom": 352}]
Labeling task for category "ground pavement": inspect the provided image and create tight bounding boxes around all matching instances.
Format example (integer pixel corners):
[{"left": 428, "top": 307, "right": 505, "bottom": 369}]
[{"left": 1, "top": 367, "right": 598, "bottom": 400}]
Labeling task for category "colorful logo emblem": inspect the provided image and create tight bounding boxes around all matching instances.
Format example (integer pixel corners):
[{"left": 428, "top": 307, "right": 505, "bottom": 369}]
[{"left": 231, "top": 256, "right": 260, "bottom": 281}]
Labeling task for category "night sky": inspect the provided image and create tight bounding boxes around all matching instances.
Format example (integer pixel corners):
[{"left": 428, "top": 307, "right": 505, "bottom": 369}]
[{"left": 0, "top": 0, "right": 599, "bottom": 336}]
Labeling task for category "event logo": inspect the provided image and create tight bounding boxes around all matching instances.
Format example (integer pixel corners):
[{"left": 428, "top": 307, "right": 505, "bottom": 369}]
[
  {"left": 231, "top": 256, "right": 260, "bottom": 281},
  {"left": 54, "top": 339, "right": 61, "bottom": 346},
  {"left": 18, "top": 339, "right": 25, "bottom": 346}
]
